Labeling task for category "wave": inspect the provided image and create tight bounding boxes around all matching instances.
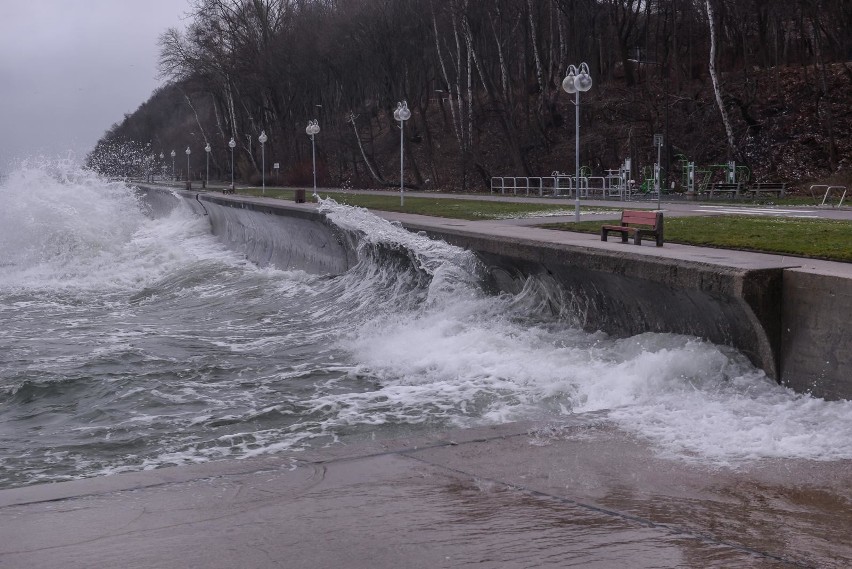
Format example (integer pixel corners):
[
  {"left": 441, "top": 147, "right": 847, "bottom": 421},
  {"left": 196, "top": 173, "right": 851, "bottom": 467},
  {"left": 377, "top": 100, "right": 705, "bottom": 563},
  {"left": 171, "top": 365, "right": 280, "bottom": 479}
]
[{"left": 2, "top": 162, "right": 852, "bottom": 489}]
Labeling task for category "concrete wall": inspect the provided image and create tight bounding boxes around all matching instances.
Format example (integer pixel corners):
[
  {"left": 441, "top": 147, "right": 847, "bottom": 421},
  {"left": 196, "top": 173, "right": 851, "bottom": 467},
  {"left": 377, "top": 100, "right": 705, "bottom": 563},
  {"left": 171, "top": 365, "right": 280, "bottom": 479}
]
[
  {"left": 404, "top": 227, "right": 782, "bottom": 382},
  {"left": 781, "top": 269, "right": 852, "bottom": 399},
  {"left": 135, "top": 186, "right": 850, "bottom": 400},
  {"left": 137, "top": 187, "right": 356, "bottom": 274}
]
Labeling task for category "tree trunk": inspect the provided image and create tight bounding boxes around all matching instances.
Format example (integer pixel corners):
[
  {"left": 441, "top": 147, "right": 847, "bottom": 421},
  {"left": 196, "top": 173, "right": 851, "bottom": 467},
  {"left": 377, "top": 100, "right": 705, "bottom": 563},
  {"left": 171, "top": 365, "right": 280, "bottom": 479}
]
[{"left": 705, "top": 0, "right": 736, "bottom": 157}]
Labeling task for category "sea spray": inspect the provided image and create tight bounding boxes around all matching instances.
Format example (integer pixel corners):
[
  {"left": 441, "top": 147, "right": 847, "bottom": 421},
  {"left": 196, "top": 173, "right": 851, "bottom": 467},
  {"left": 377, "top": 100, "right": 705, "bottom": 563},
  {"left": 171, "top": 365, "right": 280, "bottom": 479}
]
[{"left": 2, "top": 161, "right": 852, "bottom": 490}]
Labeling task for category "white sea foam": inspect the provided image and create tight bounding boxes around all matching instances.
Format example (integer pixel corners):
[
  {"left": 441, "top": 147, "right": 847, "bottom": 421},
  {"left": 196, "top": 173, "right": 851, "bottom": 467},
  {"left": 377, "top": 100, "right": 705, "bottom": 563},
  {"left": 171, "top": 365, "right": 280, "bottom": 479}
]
[
  {"left": 3, "top": 167, "right": 852, "bottom": 489},
  {"left": 314, "top": 200, "right": 852, "bottom": 466},
  {"left": 0, "top": 159, "right": 242, "bottom": 292}
]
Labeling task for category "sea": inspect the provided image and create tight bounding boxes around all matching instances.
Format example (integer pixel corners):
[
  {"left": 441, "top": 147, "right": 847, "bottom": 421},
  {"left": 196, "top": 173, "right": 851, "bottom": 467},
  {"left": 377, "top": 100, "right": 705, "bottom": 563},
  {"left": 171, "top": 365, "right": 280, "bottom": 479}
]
[{"left": 2, "top": 160, "right": 852, "bottom": 490}]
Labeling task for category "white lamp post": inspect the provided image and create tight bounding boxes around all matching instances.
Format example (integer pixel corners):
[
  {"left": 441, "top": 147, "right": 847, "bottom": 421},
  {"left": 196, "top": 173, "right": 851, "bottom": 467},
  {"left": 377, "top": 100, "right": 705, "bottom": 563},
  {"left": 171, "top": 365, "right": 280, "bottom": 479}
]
[
  {"left": 185, "top": 146, "right": 191, "bottom": 184},
  {"left": 170, "top": 149, "right": 176, "bottom": 181},
  {"left": 562, "top": 62, "right": 593, "bottom": 222},
  {"left": 228, "top": 137, "right": 236, "bottom": 190},
  {"left": 305, "top": 120, "right": 320, "bottom": 198},
  {"left": 393, "top": 100, "right": 411, "bottom": 206},
  {"left": 258, "top": 130, "right": 268, "bottom": 195},
  {"left": 204, "top": 142, "right": 211, "bottom": 188}
]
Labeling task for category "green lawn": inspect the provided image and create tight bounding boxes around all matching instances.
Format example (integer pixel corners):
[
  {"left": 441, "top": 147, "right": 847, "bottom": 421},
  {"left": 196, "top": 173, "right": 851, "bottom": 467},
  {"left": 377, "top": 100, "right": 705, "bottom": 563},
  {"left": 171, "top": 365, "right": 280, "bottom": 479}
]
[
  {"left": 229, "top": 187, "right": 850, "bottom": 262},
  {"left": 237, "top": 188, "right": 611, "bottom": 220},
  {"left": 541, "top": 215, "right": 852, "bottom": 262}
]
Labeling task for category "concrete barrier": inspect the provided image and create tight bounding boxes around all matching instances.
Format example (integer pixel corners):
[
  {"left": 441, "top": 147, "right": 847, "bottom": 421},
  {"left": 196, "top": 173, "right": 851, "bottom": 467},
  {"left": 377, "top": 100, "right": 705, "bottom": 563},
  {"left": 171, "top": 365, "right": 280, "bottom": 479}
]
[{"left": 134, "top": 186, "right": 851, "bottom": 400}]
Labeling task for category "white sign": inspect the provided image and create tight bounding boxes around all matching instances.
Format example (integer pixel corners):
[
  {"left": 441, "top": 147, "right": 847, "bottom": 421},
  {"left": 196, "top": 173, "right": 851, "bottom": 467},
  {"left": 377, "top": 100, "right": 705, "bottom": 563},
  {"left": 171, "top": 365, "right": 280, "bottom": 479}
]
[{"left": 273, "top": 163, "right": 280, "bottom": 170}]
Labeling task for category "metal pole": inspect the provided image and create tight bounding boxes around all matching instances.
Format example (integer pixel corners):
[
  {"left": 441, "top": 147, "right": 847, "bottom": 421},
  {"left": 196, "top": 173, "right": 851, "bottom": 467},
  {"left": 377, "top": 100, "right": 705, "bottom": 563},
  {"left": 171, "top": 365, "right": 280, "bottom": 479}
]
[
  {"left": 575, "top": 90, "right": 580, "bottom": 223},
  {"left": 261, "top": 144, "right": 265, "bottom": 195},
  {"left": 400, "top": 119, "right": 405, "bottom": 207},
  {"left": 230, "top": 148, "right": 234, "bottom": 189},
  {"left": 206, "top": 151, "right": 209, "bottom": 187},
  {"left": 656, "top": 141, "right": 662, "bottom": 210},
  {"left": 311, "top": 134, "right": 317, "bottom": 195}
]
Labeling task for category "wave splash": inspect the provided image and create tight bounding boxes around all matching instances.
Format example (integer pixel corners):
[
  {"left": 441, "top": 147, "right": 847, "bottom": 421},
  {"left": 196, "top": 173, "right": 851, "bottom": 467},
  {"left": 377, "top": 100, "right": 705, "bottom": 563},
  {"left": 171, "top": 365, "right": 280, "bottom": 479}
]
[{"left": 1, "top": 164, "right": 851, "bottom": 489}]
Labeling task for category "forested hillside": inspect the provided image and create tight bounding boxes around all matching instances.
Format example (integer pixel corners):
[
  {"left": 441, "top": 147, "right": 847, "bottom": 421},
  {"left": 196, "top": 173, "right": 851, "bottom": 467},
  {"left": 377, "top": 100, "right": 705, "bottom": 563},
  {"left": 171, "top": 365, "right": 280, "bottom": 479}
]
[{"left": 89, "top": 0, "right": 852, "bottom": 193}]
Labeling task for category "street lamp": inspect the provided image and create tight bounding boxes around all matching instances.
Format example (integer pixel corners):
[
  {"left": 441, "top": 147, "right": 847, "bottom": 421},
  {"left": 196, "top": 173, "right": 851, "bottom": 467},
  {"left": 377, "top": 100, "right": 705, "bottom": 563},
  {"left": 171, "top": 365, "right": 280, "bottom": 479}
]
[
  {"left": 393, "top": 100, "right": 411, "bottom": 206},
  {"left": 185, "top": 146, "right": 191, "bottom": 184},
  {"left": 305, "top": 120, "right": 320, "bottom": 198},
  {"left": 562, "top": 62, "right": 593, "bottom": 222},
  {"left": 258, "top": 130, "right": 268, "bottom": 195},
  {"left": 228, "top": 137, "right": 236, "bottom": 191},
  {"left": 204, "top": 143, "right": 211, "bottom": 188},
  {"left": 170, "top": 149, "right": 176, "bottom": 181},
  {"left": 159, "top": 152, "right": 164, "bottom": 180}
]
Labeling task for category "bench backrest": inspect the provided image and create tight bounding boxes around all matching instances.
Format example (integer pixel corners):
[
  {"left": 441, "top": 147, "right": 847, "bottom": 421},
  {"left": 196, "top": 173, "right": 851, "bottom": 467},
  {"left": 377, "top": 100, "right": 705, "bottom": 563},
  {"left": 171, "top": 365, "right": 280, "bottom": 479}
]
[{"left": 621, "top": 210, "right": 660, "bottom": 227}]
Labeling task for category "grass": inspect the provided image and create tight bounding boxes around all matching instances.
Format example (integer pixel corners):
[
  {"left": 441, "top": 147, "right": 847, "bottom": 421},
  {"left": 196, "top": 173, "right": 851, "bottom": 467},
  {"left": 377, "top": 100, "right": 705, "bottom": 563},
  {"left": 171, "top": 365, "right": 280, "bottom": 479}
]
[
  {"left": 237, "top": 187, "right": 612, "bottom": 220},
  {"left": 541, "top": 215, "right": 852, "bottom": 262},
  {"left": 229, "top": 187, "right": 850, "bottom": 262}
]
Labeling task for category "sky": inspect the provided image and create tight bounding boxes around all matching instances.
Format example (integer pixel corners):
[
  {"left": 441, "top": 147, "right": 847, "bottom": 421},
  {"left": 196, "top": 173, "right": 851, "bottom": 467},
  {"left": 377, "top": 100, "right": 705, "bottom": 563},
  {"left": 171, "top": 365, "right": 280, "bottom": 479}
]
[{"left": 0, "top": 0, "right": 190, "bottom": 170}]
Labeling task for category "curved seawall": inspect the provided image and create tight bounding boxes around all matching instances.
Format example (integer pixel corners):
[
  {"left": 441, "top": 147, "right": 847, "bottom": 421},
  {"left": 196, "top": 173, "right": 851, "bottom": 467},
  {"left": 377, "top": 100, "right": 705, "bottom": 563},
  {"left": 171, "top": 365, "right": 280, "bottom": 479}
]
[
  {"left": 136, "top": 186, "right": 851, "bottom": 400},
  {"left": 138, "top": 186, "right": 356, "bottom": 274}
]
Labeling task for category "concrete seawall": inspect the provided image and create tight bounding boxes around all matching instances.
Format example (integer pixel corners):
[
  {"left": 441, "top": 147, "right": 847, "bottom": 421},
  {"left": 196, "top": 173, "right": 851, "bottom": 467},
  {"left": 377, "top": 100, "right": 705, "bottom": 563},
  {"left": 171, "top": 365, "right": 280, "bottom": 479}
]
[{"left": 136, "top": 186, "right": 851, "bottom": 400}]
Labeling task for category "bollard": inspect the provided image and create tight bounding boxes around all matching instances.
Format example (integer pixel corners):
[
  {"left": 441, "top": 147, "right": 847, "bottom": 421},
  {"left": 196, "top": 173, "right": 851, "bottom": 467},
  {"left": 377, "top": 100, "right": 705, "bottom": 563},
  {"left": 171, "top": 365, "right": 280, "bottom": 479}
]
[{"left": 294, "top": 189, "right": 306, "bottom": 203}]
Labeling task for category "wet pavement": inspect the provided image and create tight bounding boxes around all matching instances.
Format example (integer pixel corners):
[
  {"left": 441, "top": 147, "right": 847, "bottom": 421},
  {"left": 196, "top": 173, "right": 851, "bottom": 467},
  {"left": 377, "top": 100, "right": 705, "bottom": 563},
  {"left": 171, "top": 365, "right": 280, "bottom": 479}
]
[{"left": 2, "top": 418, "right": 850, "bottom": 568}]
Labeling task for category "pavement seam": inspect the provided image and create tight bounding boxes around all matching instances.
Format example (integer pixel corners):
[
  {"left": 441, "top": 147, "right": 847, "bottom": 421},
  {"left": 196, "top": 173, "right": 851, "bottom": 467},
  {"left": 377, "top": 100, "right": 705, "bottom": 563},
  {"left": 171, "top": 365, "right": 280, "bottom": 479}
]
[{"left": 401, "top": 452, "right": 816, "bottom": 569}]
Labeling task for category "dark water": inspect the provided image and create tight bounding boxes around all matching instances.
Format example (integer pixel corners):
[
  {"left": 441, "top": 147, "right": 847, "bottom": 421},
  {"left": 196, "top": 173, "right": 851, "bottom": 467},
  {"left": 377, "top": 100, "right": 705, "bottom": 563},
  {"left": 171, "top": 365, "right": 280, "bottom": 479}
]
[{"left": 2, "top": 162, "right": 851, "bottom": 490}]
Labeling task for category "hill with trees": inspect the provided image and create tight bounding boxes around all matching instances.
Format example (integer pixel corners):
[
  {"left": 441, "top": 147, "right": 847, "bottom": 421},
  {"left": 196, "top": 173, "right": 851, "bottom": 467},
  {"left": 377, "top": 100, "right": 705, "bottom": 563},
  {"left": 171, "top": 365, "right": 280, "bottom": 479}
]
[{"left": 89, "top": 0, "right": 852, "bottom": 194}]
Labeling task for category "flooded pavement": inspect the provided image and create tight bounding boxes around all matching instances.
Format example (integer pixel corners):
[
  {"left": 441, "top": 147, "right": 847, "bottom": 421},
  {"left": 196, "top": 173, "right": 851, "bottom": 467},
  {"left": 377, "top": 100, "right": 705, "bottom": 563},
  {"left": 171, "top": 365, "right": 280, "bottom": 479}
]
[{"left": 2, "top": 418, "right": 849, "bottom": 568}]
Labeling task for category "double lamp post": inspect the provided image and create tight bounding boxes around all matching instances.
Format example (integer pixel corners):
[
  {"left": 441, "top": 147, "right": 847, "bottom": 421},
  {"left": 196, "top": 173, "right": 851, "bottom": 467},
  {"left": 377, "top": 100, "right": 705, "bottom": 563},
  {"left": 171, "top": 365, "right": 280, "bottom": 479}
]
[{"left": 562, "top": 62, "right": 593, "bottom": 222}]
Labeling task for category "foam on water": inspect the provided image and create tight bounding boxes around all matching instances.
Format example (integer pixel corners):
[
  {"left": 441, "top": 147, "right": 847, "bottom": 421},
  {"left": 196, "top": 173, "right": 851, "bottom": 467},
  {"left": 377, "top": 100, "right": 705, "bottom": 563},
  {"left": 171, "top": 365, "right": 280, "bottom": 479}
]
[
  {"left": 2, "top": 162, "right": 852, "bottom": 489},
  {"left": 316, "top": 199, "right": 852, "bottom": 466}
]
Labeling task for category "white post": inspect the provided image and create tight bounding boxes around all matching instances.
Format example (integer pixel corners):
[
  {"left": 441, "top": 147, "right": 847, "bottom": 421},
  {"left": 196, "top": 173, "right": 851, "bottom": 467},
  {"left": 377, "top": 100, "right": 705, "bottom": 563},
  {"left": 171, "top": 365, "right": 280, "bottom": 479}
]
[
  {"left": 228, "top": 137, "right": 236, "bottom": 190},
  {"left": 393, "top": 101, "right": 411, "bottom": 207},
  {"left": 575, "top": 89, "right": 580, "bottom": 222},
  {"left": 258, "top": 131, "right": 267, "bottom": 195}
]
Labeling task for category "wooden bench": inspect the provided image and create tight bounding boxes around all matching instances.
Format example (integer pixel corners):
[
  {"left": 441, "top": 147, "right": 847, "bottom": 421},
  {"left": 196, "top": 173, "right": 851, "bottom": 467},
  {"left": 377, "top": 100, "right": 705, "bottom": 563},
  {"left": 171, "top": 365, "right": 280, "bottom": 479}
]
[
  {"left": 707, "top": 182, "right": 741, "bottom": 199},
  {"left": 747, "top": 182, "right": 786, "bottom": 198},
  {"left": 601, "top": 210, "right": 664, "bottom": 247}
]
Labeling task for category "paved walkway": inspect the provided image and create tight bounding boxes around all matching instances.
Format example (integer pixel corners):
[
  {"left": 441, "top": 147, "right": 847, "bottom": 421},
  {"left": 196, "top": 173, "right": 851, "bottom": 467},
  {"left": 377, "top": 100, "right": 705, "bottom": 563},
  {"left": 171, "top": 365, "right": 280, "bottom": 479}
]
[
  {"left": 2, "top": 419, "right": 850, "bottom": 568},
  {"left": 140, "top": 179, "right": 852, "bottom": 222}
]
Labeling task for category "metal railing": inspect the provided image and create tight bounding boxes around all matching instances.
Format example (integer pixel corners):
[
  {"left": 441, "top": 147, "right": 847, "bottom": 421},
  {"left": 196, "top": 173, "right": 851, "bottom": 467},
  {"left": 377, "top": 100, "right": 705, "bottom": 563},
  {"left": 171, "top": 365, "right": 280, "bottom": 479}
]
[
  {"left": 811, "top": 184, "right": 848, "bottom": 207},
  {"left": 491, "top": 174, "right": 644, "bottom": 200}
]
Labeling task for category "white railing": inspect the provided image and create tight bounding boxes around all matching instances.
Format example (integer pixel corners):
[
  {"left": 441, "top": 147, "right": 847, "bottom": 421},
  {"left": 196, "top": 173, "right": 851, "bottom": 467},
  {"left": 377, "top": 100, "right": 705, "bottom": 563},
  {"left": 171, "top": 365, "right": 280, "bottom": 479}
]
[
  {"left": 490, "top": 174, "right": 645, "bottom": 200},
  {"left": 811, "top": 184, "right": 848, "bottom": 207}
]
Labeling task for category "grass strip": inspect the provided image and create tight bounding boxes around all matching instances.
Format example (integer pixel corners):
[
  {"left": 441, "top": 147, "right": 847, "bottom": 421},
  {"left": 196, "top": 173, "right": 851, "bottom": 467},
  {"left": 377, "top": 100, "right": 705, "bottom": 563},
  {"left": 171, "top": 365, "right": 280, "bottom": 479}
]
[
  {"left": 541, "top": 215, "right": 852, "bottom": 262},
  {"left": 237, "top": 188, "right": 611, "bottom": 220}
]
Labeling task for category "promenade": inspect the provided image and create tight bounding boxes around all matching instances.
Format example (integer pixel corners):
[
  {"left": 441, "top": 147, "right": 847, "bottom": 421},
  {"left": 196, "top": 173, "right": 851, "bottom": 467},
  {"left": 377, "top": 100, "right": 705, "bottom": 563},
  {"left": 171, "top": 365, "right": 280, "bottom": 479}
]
[{"left": 3, "top": 418, "right": 850, "bottom": 568}]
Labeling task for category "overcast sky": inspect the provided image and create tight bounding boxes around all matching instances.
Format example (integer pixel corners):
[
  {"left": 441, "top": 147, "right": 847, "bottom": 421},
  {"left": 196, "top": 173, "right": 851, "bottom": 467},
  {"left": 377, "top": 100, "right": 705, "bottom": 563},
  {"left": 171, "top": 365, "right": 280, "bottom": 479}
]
[{"left": 0, "top": 0, "right": 190, "bottom": 170}]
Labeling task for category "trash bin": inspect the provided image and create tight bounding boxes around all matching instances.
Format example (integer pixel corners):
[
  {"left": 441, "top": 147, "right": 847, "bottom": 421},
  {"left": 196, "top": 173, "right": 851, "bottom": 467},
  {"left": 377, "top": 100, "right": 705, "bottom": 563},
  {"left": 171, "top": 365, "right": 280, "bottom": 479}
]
[
  {"left": 294, "top": 189, "right": 306, "bottom": 203},
  {"left": 185, "top": 181, "right": 192, "bottom": 190}
]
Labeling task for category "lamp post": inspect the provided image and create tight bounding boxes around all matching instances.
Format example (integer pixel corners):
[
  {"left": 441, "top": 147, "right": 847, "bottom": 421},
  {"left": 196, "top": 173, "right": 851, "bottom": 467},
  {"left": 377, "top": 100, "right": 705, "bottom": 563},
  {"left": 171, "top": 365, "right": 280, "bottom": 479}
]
[
  {"left": 159, "top": 152, "right": 164, "bottom": 180},
  {"left": 258, "top": 130, "right": 267, "bottom": 195},
  {"left": 653, "top": 134, "right": 664, "bottom": 210},
  {"left": 562, "top": 62, "right": 593, "bottom": 222},
  {"left": 306, "top": 120, "right": 320, "bottom": 198},
  {"left": 204, "top": 143, "right": 211, "bottom": 188},
  {"left": 393, "top": 100, "right": 411, "bottom": 206},
  {"left": 228, "top": 137, "right": 236, "bottom": 191},
  {"left": 185, "top": 146, "right": 191, "bottom": 185},
  {"left": 170, "top": 149, "right": 176, "bottom": 181}
]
